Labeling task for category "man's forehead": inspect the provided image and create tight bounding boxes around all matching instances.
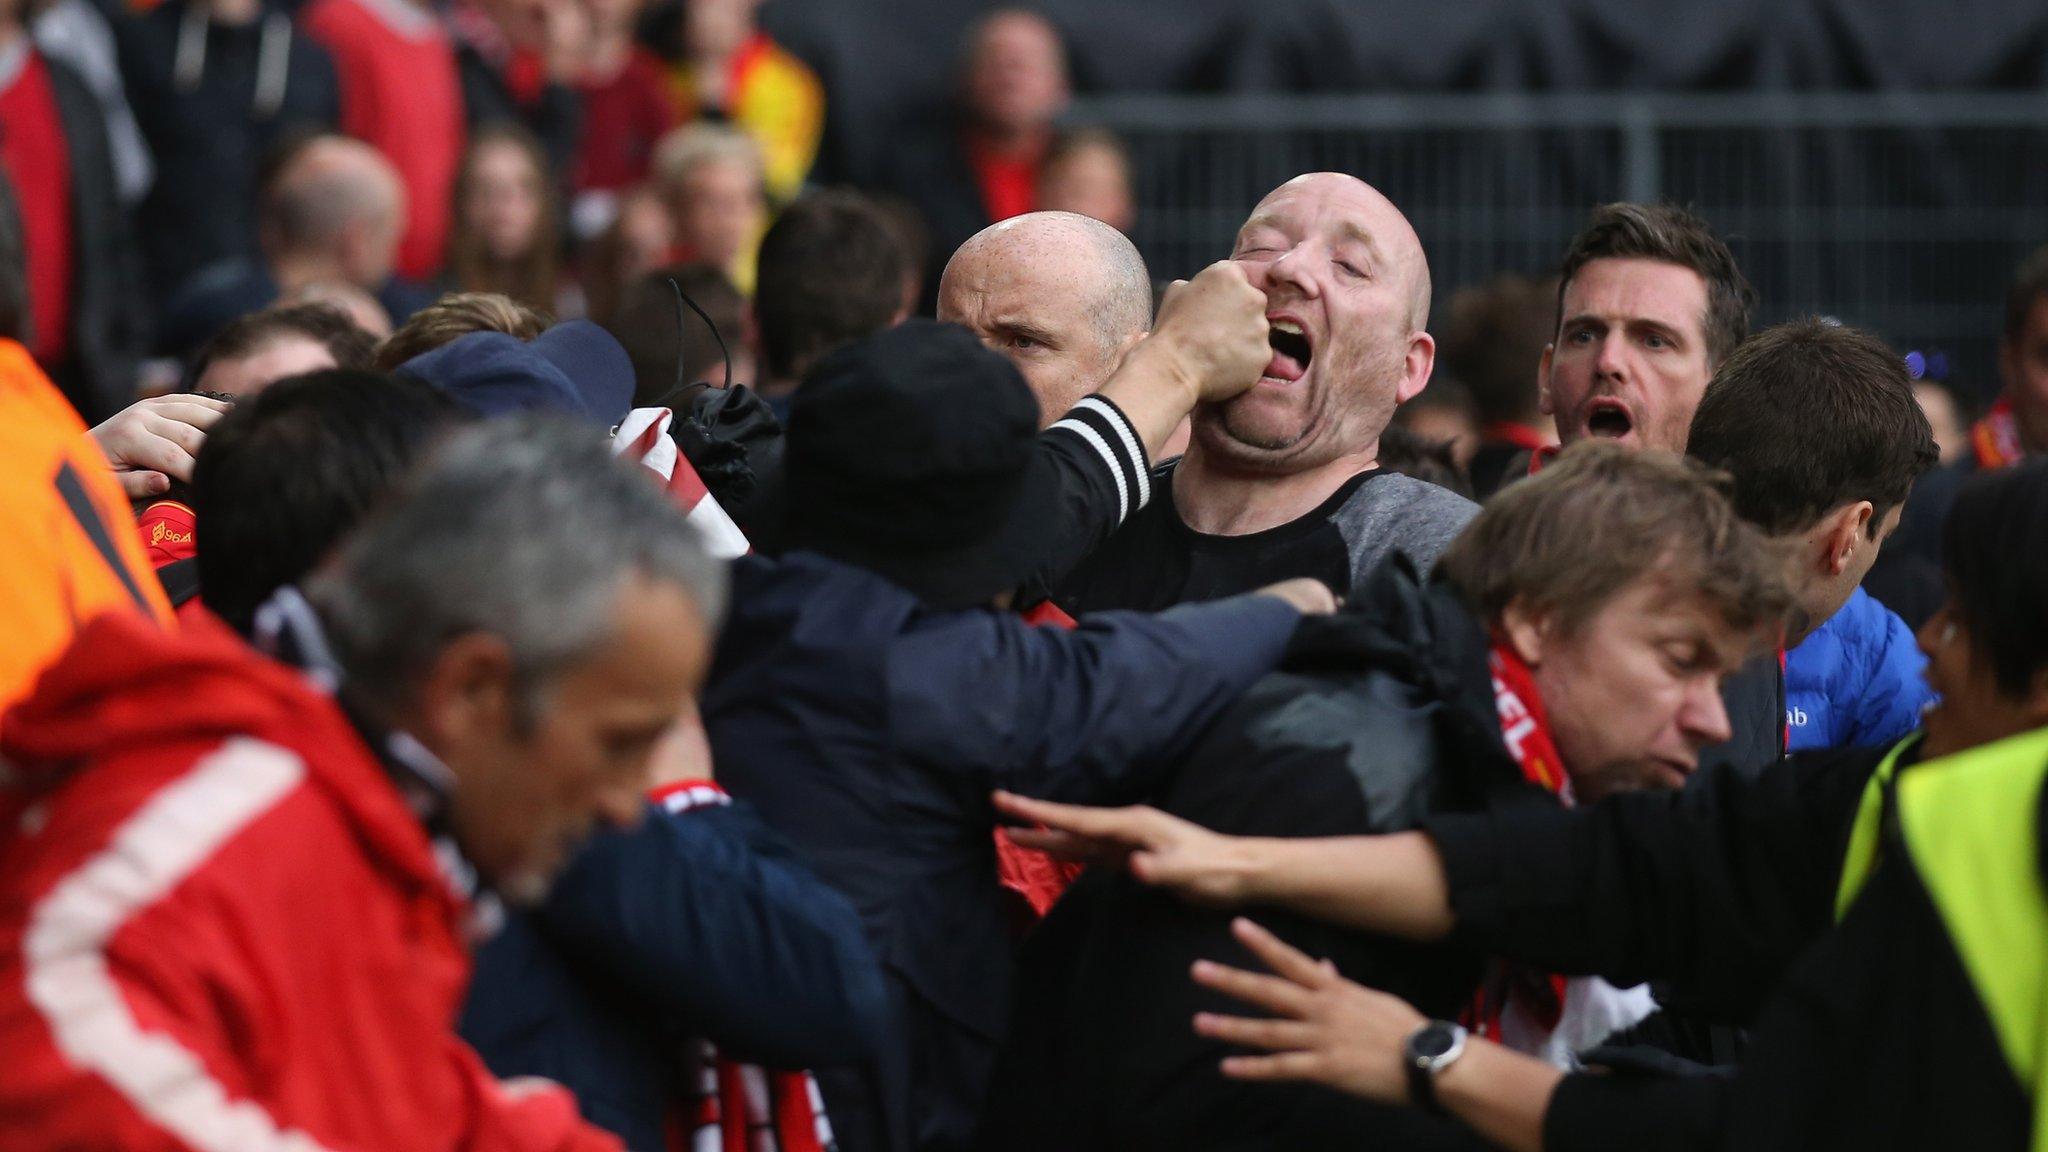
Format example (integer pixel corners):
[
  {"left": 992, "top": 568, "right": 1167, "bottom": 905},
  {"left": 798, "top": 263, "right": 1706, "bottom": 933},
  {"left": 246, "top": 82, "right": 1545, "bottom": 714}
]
[{"left": 1561, "top": 257, "right": 1709, "bottom": 328}]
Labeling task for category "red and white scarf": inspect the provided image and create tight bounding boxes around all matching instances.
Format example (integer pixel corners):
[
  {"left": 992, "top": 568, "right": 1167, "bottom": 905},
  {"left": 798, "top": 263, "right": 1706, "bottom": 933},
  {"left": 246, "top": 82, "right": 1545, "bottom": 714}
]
[
  {"left": 1464, "top": 643, "right": 1657, "bottom": 1065},
  {"left": 1972, "top": 396, "right": 2030, "bottom": 471},
  {"left": 611, "top": 408, "right": 751, "bottom": 560},
  {"left": 650, "top": 780, "right": 837, "bottom": 1152}
]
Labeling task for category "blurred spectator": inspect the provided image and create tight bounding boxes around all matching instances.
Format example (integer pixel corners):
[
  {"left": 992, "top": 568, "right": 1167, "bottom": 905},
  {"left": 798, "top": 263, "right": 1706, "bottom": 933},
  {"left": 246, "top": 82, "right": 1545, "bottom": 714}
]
[
  {"left": 301, "top": 0, "right": 464, "bottom": 281},
  {"left": 1391, "top": 375, "right": 1480, "bottom": 470},
  {"left": 117, "top": 0, "right": 342, "bottom": 300},
  {"left": 32, "top": 0, "right": 150, "bottom": 206},
  {"left": 190, "top": 301, "right": 378, "bottom": 399},
  {"left": 1439, "top": 272, "right": 1559, "bottom": 497},
  {"left": 376, "top": 289, "right": 547, "bottom": 370},
  {"left": 662, "top": 0, "right": 820, "bottom": 203},
  {"left": 1038, "top": 126, "right": 1135, "bottom": 234},
  {"left": 653, "top": 122, "right": 766, "bottom": 294},
  {"left": 937, "top": 210, "right": 1151, "bottom": 426},
  {"left": 450, "top": 0, "right": 587, "bottom": 178},
  {"left": 751, "top": 188, "right": 906, "bottom": 415},
  {"left": 883, "top": 9, "right": 1071, "bottom": 304},
  {"left": 579, "top": 182, "right": 673, "bottom": 324},
  {"left": 447, "top": 124, "right": 561, "bottom": 313},
  {"left": 160, "top": 134, "right": 432, "bottom": 355},
  {"left": 607, "top": 263, "right": 749, "bottom": 402},
  {"left": 1914, "top": 376, "right": 1971, "bottom": 465},
  {"left": 566, "top": 0, "right": 674, "bottom": 239},
  {"left": 0, "top": 1, "right": 147, "bottom": 423}
]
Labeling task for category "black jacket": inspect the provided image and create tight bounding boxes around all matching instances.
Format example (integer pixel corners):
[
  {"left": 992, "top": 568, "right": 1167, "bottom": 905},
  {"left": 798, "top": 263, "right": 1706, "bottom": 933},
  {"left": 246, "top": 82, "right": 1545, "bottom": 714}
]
[
  {"left": 699, "top": 552, "right": 1304, "bottom": 1152},
  {"left": 45, "top": 55, "right": 147, "bottom": 423},
  {"left": 116, "top": 2, "right": 342, "bottom": 300},
  {"left": 1426, "top": 741, "right": 2029, "bottom": 1151},
  {"left": 981, "top": 562, "right": 1549, "bottom": 1152}
]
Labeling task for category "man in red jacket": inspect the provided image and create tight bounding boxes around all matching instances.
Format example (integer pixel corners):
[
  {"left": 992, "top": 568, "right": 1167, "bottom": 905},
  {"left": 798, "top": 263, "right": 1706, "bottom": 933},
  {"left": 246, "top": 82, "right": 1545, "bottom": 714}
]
[{"left": 0, "top": 414, "right": 727, "bottom": 1150}]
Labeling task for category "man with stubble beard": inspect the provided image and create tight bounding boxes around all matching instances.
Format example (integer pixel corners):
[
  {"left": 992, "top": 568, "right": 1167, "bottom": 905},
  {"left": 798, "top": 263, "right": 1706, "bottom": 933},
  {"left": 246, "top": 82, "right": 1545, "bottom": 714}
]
[{"left": 1050, "top": 172, "right": 1477, "bottom": 613}]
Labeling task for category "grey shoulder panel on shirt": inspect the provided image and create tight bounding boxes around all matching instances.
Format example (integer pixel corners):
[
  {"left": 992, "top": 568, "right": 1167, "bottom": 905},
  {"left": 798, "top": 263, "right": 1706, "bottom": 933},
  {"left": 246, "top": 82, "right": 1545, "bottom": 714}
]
[{"left": 1330, "top": 474, "right": 1479, "bottom": 586}]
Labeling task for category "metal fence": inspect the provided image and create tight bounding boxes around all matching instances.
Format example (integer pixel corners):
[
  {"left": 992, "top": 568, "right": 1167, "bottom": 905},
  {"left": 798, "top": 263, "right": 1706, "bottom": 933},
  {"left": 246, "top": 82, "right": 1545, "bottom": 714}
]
[{"left": 1068, "top": 92, "right": 2048, "bottom": 398}]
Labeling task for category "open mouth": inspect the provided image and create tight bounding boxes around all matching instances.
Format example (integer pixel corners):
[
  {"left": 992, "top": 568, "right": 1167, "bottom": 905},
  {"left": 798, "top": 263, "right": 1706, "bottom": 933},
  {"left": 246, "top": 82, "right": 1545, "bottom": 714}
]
[
  {"left": 1264, "top": 319, "right": 1313, "bottom": 381},
  {"left": 1585, "top": 399, "right": 1635, "bottom": 439}
]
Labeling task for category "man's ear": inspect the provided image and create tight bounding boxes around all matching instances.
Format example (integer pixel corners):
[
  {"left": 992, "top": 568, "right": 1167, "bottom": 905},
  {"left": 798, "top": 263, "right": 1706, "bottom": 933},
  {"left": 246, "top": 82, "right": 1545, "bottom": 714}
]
[
  {"left": 1394, "top": 331, "right": 1436, "bottom": 406},
  {"left": 1820, "top": 501, "right": 1876, "bottom": 577},
  {"left": 1537, "top": 344, "right": 1556, "bottom": 417},
  {"left": 1499, "top": 597, "right": 1549, "bottom": 666},
  {"left": 409, "top": 632, "right": 518, "bottom": 754}
]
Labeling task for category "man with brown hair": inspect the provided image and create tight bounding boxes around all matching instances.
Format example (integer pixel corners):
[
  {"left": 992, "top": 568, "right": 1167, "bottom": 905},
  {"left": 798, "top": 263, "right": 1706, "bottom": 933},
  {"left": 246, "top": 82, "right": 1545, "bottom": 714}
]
[
  {"left": 1537, "top": 202, "right": 1755, "bottom": 462},
  {"left": 984, "top": 442, "right": 1792, "bottom": 1151},
  {"left": 1686, "top": 318, "right": 1940, "bottom": 755}
]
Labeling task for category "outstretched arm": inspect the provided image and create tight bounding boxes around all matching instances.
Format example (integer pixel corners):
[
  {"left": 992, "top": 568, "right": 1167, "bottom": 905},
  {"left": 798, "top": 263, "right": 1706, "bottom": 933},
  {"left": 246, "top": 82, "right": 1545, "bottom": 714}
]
[{"left": 993, "top": 792, "right": 1457, "bottom": 941}]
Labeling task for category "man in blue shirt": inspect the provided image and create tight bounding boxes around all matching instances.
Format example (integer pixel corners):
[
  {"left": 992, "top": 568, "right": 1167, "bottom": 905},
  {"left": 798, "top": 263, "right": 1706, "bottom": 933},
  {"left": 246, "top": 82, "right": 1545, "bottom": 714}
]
[{"left": 1685, "top": 318, "right": 1939, "bottom": 755}]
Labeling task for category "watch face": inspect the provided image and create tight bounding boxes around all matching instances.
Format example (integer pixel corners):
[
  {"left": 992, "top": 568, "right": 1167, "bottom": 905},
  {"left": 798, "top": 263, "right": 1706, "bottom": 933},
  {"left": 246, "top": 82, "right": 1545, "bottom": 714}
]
[{"left": 1412, "top": 1023, "right": 1459, "bottom": 1060}]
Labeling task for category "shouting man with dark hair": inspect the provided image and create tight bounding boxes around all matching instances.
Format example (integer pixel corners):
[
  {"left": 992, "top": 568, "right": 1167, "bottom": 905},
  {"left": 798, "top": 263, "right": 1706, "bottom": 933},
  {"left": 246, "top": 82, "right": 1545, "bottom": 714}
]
[
  {"left": 1535, "top": 201, "right": 1754, "bottom": 463},
  {"left": 982, "top": 442, "right": 1792, "bottom": 1152},
  {"left": 1686, "top": 318, "right": 1941, "bottom": 754}
]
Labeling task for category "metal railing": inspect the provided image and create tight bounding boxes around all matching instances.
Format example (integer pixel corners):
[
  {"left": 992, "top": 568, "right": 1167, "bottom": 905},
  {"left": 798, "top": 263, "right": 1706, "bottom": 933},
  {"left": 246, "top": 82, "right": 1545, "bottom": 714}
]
[{"left": 1069, "top": 92, "right": 2048, "bottom": 394}]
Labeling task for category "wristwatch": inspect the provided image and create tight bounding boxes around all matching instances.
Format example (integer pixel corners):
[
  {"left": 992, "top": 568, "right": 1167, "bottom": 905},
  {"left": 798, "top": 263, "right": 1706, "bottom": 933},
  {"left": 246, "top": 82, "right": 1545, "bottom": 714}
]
[{"left": 1403, "top": 1019, "right": 1469, "bottom": 1115}]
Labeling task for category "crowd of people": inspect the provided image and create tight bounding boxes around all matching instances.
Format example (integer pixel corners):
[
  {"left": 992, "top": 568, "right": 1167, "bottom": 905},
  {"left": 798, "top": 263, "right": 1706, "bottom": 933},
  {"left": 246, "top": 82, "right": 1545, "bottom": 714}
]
[{"left": 3, "top": 4, "right": 2048, "bottom": 1152}]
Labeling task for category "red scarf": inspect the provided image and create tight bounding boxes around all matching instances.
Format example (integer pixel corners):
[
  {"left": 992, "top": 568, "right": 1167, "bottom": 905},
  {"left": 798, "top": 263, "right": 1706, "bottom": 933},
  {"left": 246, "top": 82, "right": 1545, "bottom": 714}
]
[
  {"left": 1525, "top": 443, "right": 1562, "bottom": 476},
  {"left": 1972, "top": 396, "right": 2029, "bottom": 471},
  {"left": 1464, "top": 642, "right": 1573, "bottom": 1038}
]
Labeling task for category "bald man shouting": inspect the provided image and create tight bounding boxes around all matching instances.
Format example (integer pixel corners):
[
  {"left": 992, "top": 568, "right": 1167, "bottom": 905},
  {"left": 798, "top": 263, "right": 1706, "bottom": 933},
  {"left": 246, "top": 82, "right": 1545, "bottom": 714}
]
[
  {"left": 1050, "top": 174, "right": 1476, "bottom": 613},
  {"left": 940, "top": 211, "right": 1155, "bottom": 426}
]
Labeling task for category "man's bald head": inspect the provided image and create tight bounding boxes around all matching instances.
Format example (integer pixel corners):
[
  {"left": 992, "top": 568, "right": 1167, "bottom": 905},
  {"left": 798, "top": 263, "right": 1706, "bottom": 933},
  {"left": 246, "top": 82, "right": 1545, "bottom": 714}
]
[
  {"left": 938, "top": 211, "right": 1153, "bottom": 424},
  {"left": 1209, "top": 172, "right": 1437, "bottom": 473},
  {"left": 263, "top": 136, "right": 406, "bottom": 278},
  {"left": 1243, "top": 172, "right": 1431, "bottom": 325}
]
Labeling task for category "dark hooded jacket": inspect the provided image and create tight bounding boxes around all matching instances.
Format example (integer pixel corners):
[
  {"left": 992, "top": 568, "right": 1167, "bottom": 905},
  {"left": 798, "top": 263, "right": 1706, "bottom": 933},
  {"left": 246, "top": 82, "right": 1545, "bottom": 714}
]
[
  {"left": 980, "top": 559, "right": 1545, "bottom": 1152},
  {"left": 700, "top": 550, "right": 1305, "bottom": 1152}
]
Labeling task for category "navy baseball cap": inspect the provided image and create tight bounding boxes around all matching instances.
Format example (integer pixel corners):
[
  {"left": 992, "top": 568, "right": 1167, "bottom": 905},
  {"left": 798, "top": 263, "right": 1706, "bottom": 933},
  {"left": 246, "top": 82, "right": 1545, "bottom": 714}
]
[{"left": 397, "top": 320, "right": 634, "bottom": 429}]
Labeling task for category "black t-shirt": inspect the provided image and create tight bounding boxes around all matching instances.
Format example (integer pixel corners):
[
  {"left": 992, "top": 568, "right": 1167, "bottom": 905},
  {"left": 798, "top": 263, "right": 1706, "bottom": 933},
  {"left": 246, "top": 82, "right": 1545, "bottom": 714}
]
[{"left": 1055, "top": 467, "right": 1381, "bottom": 613}]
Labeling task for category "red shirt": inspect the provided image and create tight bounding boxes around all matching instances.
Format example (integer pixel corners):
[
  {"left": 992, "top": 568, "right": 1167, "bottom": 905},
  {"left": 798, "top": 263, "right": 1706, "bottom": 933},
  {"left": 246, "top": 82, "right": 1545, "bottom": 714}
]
[
  {"left": 574, "top": 48, "right": 678, "bottom": 193},
  {"left": 965, "top": 133, "right": 1042, "bottom": 225},
  {"left": 302, "top": 0, "right": 465, "bottom": 280},
  {"left": 0, "top": 52, "right": 73, "bottom": 365}
]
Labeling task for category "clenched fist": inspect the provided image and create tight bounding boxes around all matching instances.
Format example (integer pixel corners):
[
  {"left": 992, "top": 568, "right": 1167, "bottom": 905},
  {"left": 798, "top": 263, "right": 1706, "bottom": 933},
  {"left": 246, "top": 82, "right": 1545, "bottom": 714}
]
[{"left": 1146, "top": 261, "right": 1271, "bottom": 405}]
